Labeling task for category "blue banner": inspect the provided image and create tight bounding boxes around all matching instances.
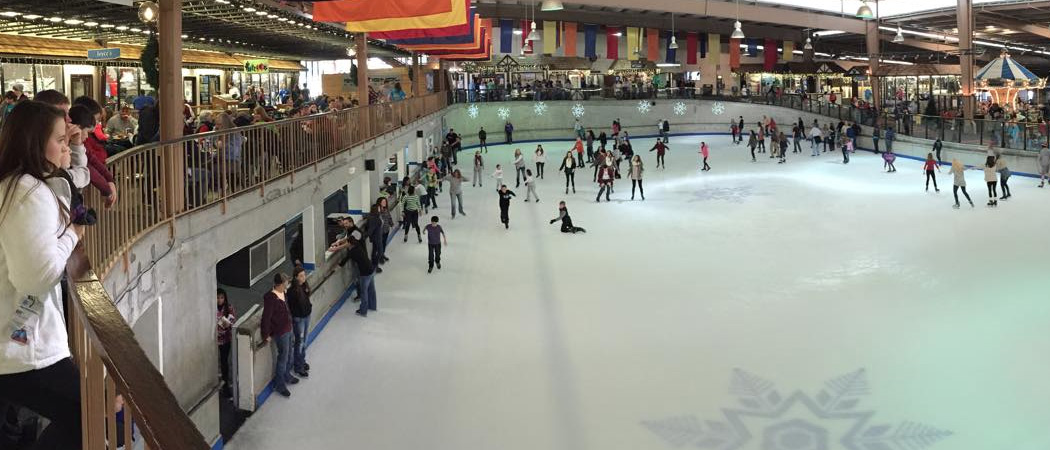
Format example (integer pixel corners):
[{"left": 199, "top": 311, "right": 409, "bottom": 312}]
[
  {"left": 499, "top": 19, "right": 514, "bottom": 54},
  {"left": 584, "top": 24, "right": 597, "bottom": 58},
  {"left": 384, "top": 12, "right": 477, "bottom": 45},
  {"left": 747, "top": 38, "right": 758, "bottom": 57},
  {"left": 665, "top": 31, "right": 676, "bottom": 63},
  {"left": 700, "top": 33, "right": 707, "bottom": 59}
]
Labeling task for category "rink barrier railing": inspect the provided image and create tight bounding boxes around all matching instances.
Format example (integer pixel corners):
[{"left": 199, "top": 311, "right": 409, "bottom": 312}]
[{"left": 66, "top": 93, "right": 446, "bottom": 450}]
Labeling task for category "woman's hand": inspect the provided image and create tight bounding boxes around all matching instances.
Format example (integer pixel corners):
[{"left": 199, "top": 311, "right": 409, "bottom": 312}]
[{"left": 105, "top": 183, "right": 118, "bottom": 208}]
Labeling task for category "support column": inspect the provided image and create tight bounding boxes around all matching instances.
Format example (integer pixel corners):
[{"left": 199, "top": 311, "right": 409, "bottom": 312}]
[
  {"left": 356, "top": 33, "right": 370, "bottom": 135},
  {"left": 865, "top": 19, "right": 881, "bottom": 109},
  {"left": 957, "top": 0, "right": 975, "bottom": 120},
  {"left": 159, "top": 0, "right": 184, "bottom": 216},
  {"left": 412, "top": 53, "right": 423, "bottom": 96}
]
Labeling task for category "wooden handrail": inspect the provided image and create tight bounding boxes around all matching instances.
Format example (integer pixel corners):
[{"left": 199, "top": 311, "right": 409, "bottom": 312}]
[{"left": 66, "top": 247, "right": 209, "bottom": 450}]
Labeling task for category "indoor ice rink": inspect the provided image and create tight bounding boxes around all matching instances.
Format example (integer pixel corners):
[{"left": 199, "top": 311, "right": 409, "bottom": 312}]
[{"left": 228, "top": 135, "right": 1050, "bottom": 450}]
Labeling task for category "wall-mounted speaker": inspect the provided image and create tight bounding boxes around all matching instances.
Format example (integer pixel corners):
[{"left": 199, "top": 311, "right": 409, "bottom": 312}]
[{"left": 365, "top": 159, "right": 376, "bottom": 171}]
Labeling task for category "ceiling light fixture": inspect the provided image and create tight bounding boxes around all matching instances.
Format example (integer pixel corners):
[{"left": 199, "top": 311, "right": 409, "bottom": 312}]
[
  {"left": 803, "top": 35, "right": 813, "bottom": 50},
  {"left": 84, "top": 21, "right": 98, "bottom": 26},
  {"left": 243, "top": 7, "right": 256, "bottom": 12},
  {"left": 115, "top": 25, "right": 128, "bottom": 30},
  {"left": 730, "top": 0, "right": 745, "bottom": 39},
  {"left": 255, "top": 11, "right": 266, "bottom": 16},
  {"left": 48, "top": 16, "right": 63, "bottom": 22},
  {"left": 137, "top": 1, "right": 158, "bottom": 23},
  {"left": 856, "top": 0, "right": 874, "bottom": 19},
  {"left": 0, "top": 11, "right": 20, "bottom": 17},
  {"left": 669, "top": 12, "right": 678, "bottom": 49},
  {"left": 100, "top": 23, "right": 114, "bottom": 28},
  {"left": 23, "top": 14, "right": 40, "bottom": 20},
  {"left": 64, "top": 19, "right": 83, "bottom": 25},
  {"left": 527, "top": 0, "right": 539, "bottom": 41},
  {"left": 893, "top": 25, "right": 904, "bottom": 42},
  {"left": 130, "top": 27, "right": 141, "bottom": 32},
  {"left": 540, "top": 0, "right": 564, "bottom": 11}
]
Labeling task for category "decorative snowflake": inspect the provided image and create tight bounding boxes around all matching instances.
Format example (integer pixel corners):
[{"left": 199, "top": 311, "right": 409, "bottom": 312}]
[
  {"left": 711, "top": 102, "right": 727, "bottom": 115},
  {"left": 642, "top": 368, "right": 953, "bottom": 450},
  {"left": 637, "top": 100, "right": 653, "bottom": 114},
  {"left": 673, "top": 101, "right": 687, "bottom": 116},
  {"left": 533, "top": 101, "right": 548, "bottom": 116},
  {"left": 467, "top": 104, "right": 479, "bottom": 119},
  {"left": 571, "top": 103, "right": 586, "bottom": 118},
  {"left": 497, "top": 106, "right": 510, "bottom": 121}
]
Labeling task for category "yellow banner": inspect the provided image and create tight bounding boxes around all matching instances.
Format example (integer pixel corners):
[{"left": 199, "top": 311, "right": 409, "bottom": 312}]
[
  {"left": 783, "top": 40, "right": 794, "bottom": 61},
  {"left": 626, "top": 27, "right": 641, "bottom": 61},
  {"left": 707, "top": 34, "right": 721, "bottom": 62},
  {"left": 543, "top": 21, "right": 558, "bottom": 54},
  {"left": 345, "top": 0, "right": 466, "bottom": 32}
]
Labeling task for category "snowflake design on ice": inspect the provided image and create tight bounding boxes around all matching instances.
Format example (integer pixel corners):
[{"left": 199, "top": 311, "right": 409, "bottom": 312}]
[
  {"left": 641, "top": 368, "right": 953, "bottom": 450},
  {"left": 497, "top": 106, "right": 510, "bottom": 121},
  {"left": 638, "top": 100, "right": 653, "bottom": 114},
  {"left": 571, "top": 103, "right": 586, "bottom": 118},
  {"left": 533, "top": 101, "right": 548, "bottom": 116},
  {"left": 467, "top": 104, "right": 479, "bottom": 119},
  {"left": 673, "top": 101, "right": 688, "bottom": 116},
  {"left": 711, "top": 102, "right": 727, "bottom": 115}
]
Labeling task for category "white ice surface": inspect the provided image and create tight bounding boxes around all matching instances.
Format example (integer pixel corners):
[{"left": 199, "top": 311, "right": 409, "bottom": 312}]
[{"left": 227, "top": 135, "right": 1050, "bottom": 450}]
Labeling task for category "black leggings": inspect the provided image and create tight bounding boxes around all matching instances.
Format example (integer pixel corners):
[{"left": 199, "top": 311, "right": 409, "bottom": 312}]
[
  {"left": 632, "top": 179, "right": 644, "bottom": 198},
  {"left": 987, "top": 181, "right": 998, "bottom": 198},
  {"left": 750, "top": 146, "right": 756, "bottom": 160},
  {"left": 0, "top": 358, "right": 81, "bottom": 450},
  {"left": 536, "top": 162, "right": 545, "bottom": 179},
  {"left": 656, "top": 153, "right": 665, "bottom": 167},
  {"left": 561, "top": 223, "right": 586, "bottom": 233},
  {"left": 925, "top": 170, "right": 938, "bottom": 190},
  {"left": 953, "top": 185, "right": 971, "bottom": 204},
  {"left": 703, "top": 157, "right": 711, "bottom": 170},
  {"left": 757, "top": 139, "right": 765, "bottom": 151},
  {"left": 564, "top": 171, "right": 575, "bottom": 191},
  {"left": 403, "top": 209, "right": 421, "bottom": 239}
]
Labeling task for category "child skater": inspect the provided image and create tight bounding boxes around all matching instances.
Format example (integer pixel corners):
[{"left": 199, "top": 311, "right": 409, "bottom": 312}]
[
  {"left": 747, "top": 130, "right": 757, "bottom": 162},
  {"left": 699, "top": 142, "right": 711, "bottom": 171},
  {"left": 948, "top": 158, "right": 974, "bottom": 209},
  {"left": 497, "top": 185, "right": 516, "bottom": 229},
  {"left": 472, "top": 150, "right": 484, "bottom": 187},
  {"left": 1039, "top": 145, "right": 1050, "bottom": 188},
  {"left": 883, "top": 149, "right": 896, "bottom": 172},
  {"left": 596, "top": 159, "right": 615, "bottom": 202},
  {"left": 491, "top": 164, "right": 504, "bottom": 188},
  {"left": 649, "top": 139, "right": 669, "bottom": 169},
  {"left": 549, "top": 201, "right": 586, "bottom": 234},
  {"left": 524, "top": 169, "right": 539, "bottom": 202},
  {"left": 424, "top": 216, "right": 447, "bottom": 273},
  {"left": 923, "top": 152, "right": 941, "bottom": 192},
  {"left": 982, "top": 155, "right": 999, "bottom": 207}
]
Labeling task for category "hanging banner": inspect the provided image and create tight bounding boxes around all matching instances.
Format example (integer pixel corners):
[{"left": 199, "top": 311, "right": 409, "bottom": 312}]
[
  {"left": 708, "top": 34, "right": 721, "bottom": 64},
  {"left": 543, "top": 21, "right": 558, "bottom": 54},
  {"left": 369, "top": 2, "right": 474, "bottom": 38},
  {"left": 686, "top": 32, "right": 698, "bottom": 65},
  {"left": 381, "top": 13, "right": 477, "bottom": 44},
  {"left": 646, "top": 28, "right": 660, "bottom": 62},
  {"left": 747, "top": 38, "right": 758, "bottom": 57},
  {"left": 399, "top": 20, "right": 486, "bottom": 51},
  {"left": 729, "top": 38, "right": 741, "bottom": 70},
  {"left": 700, "top": 33, "right": 708, "bottom": 59},
  {"left": 499, "top": 19, "right": 514, "bottom": 54},
  {"left": 314, "top": 0, "right": 453, "bottom": 22},
  {"left": 563, "top": 22, "right": 578, "bottom": 57},
  {"left": 764, "top": 38, "right": 777, "bottom": 71},
  {"left": 343, "top": 0, "right": 468, "bottom": 33},
  {"left": 626, "top": 27, "right": 641, "bottom": 61},
  {"left": 783, "top": 40, "right": 794, "bottom": 61},
  {"left": 664, "top": 31, "right": 677, "bottom": 64},
  {"left": 584, "top": 24, "right": 598, "bottom": 58},
  {"left": 606, "top": 26, "right": 619, "bottom": 59}
]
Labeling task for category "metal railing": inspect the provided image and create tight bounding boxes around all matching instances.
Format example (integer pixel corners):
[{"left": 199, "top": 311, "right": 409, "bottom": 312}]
[
  {"left": 83, "top": 93, "right": 447, "bottom": 279},
  {"left": 448, "top": 88, "right": 1046, "bottom": 152}
]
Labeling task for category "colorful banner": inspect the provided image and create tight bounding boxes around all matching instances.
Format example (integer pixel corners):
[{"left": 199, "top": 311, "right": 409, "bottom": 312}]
[
  {"left": 665, "top": 31, "right": 677, "bottom": 63},
  {"left": 708, "top": 34, "right": 721, "bottom": 64},
  {"left": 415, "top": 28, "right": 487, "bottom": 54},
  {"left": 700, "top": 33, "right": 707, "bottom": 59},
  {"left": 626, "top": 27, "right": 641, "bottom": 61},
  {"left": 381, "top": 13, "right": 477, "bottom": 45},
  {"left": 563, "top": 22, "right": 577, "bottom": 57},
  {"left": 499, "top": 19, "right": 514, "bottom": 54},
  {"left": 396, "top": 18, "right": 483, "bottom": 50},
  {"left": 606, "top": 26, "right": 619, "bottom": 60},
  {"left": 686, "top": 32, "right": 698, "bottom": 64},
  {"left": 764, "top": 38, "right": 777, "bottom": 71},
  {"left": 543, "top": 21, "right": 558, "bottom": 54},
  {"left": 584, "top": 24, "right": 598, "bottom": 58},
  {"left": 646, "top": 28, "right": 659, "bottom": 61},
  {"left": 343, "top": 0, "right": 469, "bottom": 33},
  {"left": 435, "top": 37, "right": 491, "bottom": 60},
  {"left": 314, "top": 0, "right": 453, "bottom": 22},
  {"left": 783, "top": 40, "right": 794, "bottom": 61},
  {"left": 729, "top": 38, "right": 741, "bottom": 69},
  {"left": 369, "top": 4, "right": 474, "bottom": 38},
  {"left": 747, "top": 38, "right": 757, "bottom": 57}
]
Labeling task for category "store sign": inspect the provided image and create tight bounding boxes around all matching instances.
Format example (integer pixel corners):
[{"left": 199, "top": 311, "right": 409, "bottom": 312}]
[
  {"left": 243, "top": 59, "right": 270, "bottom": 74},
  {"left": 630, "top": 60, "right": 646, "bottom": 69},
  {"left": 87, "top": 48, "right": 121, "bottom": 60}
]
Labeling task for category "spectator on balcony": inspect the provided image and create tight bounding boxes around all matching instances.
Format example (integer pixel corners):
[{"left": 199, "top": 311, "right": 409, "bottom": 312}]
[
  {"left": 215, "top": 112, "right": 245, "bottom": 190},
  {"left": 252, "top": 105, "right": 274, "bottom": 123},
  {"left": 287, "top": 266, "right": 312, "bottom": 379},
  {"left": 0, "top": 100, "right": 85, "bottom": 449},
  {"left": 135, "top": 101, "right": 161, "bottom": 146},
  {"left": 216, "top": 289, "right": 236, "bottom": 398},
  {"left": 68, "top": 105, "right": 117, "bottom": 210},
  {"left": 10, "top": 83, "right": 27, "bottom": 102},
  {"left": 390, "top": 83, "right": 407, "bottom": 102},
  {"left": 105, "top": 106, "right": 138, "bottom": 146},
  {"left": 261, "top": 273, "right": 297, "bottom": 398}
]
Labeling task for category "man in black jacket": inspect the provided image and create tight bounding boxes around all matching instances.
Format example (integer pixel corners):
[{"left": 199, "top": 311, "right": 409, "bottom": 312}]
[{"left": 478, "top": 127, "right": 487, "bottom": 153}]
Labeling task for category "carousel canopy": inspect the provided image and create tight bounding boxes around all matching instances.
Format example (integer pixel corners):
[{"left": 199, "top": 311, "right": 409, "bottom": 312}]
[{"left": 975, "top": 52, "right": 1039, "bottom": 82}]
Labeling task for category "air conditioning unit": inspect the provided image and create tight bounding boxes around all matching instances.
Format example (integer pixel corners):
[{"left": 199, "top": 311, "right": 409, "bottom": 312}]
[{"left": 216, "top": 228, "right": 287, "bottom": 288}]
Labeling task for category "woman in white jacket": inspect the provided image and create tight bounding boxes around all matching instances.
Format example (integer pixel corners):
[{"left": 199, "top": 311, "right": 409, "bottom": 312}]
[{"left": 0, "top": 101, "right": 84, "bottom": 448}]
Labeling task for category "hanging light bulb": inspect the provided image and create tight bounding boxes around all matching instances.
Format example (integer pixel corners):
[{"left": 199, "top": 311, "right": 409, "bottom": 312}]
[
  {"left": 540, "top": 0, "right": 564, "bottom": 11},
  {"left": 731, "top": 21, "right": 745, "bottom": 39},
  {"left": 523, "top": 40, "right": 532, "bottom": 53},
  {"left": 669, "top": 35, "right": 678, "bottom": 50},
  {"left": 803, "top": 36, "right": 813, "bottom": 50},
  {"left": 856, "top": 0, "right": 874, "bottom": 20},
  {"left": 892, "top": 25, "right": 904, "bottom": 43},
  {"left": 527, "top": 21, "right": 539, "bottom": 41}
]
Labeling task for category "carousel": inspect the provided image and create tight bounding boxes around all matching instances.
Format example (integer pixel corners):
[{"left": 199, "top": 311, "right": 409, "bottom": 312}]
[{"left": 974, "top": 49, "right": 1045, "bottom": 107}]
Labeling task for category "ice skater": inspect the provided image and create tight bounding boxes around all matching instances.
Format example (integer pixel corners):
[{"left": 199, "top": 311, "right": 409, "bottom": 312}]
[
  {"left": 629, "top": 155, "right": 645, "bottom": 200},
  {"left": 523, "top": 169, "right": 539, "bottom": 202},
  {"left": 472, "top": 150, "right": 484, "bottom": 187},
  {"left": 948, "top": 159, "right": 974, "bottom": 208},
  {"left": 513, "top": 149, "right": 526, "bottom": 187},
  {"left": 478, "top": 127, "right": 488, "bottom": 153},
  {"left": 534, "top": 145, "right": 547, "bottom": 179},
  {"left": 777, "top": 132, "right": 788, "bottom": 164},
  {"left": 872, "top": 125, "right": 881, "bottom": 153},
  {"left": 650, "top": 139, "right": 669, "bottom": 169},
  {"left": 923, "top": 153, "right": 940, "bottom": 192},
  {"left": 445, "top": 169, "right": 469, "bottom": 218},
  {"left": 424, "top": 216, "right": 447, "bottom": 273},
  {"left": 810, "top": 123, "right": 822, "bottom": 157},
  {"left": 883, "top": 149, "right": 896, "bottom": 172},
  {"left": 424, "top": 169, "right": 440, "bottom": 209},
  {"left": 932, "top": 138, "right": 942, "bottom": 163},
  {"left": 401, "top": 186, "right": 423, "bottom": 243},
  {"left": 491, "top": 164, "right": 504, "bottom": 189},
  {"left": 549, "top": 201, "right": 586, "bottom": 234},
  {"left": 560, "top": 150, "right": 577, "bottom": 194},
  {"left": 699, "top": 142, "right": 711, "bottom": 171},
  {"left": 730, "top": 121, "right": 740, "bottom": 145},
  {"left": 574, "top": 137, "right": 586, "bottom": 168},
  {"left": 841, "top": 137, "right": 851, "bottom": 164},
  {"left": 1038, "top": 145, "right": 1050, "bottom": 187},
  {"left": 596, "top": 159, "right": 615, "bottom": 202},
  {"left": 996, "top": 154, "right": 1012, "bottom": 200},
  {"left": 586, "top": 129, "right": 596, "bottom": 163},
  {"left": 747, "top": 130, "right": 757, "bottom": 162},
  {"left": 756, "top": 126, "right": 766, "bottom": 153},
  {"left": 497, "top": 185, "right": 516, "bottom": 229},
  {"left": 982, "top": 155, "right": 999, "bottom": 207}
]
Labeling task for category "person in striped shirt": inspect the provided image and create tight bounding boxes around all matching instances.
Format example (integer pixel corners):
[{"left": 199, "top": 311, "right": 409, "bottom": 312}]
[{"left": 401, "top": 185, "right": 423, "bottom": 243}]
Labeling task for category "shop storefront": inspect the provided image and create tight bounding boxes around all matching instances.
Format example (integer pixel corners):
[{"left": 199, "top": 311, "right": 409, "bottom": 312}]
[{"left": 738, "top": 62, "right": 852, "bottom": 98}]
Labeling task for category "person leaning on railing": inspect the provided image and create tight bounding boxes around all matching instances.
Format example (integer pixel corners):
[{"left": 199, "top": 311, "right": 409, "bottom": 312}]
[{"left": 0, "top": 100, "right": 86, "bottom": 449}]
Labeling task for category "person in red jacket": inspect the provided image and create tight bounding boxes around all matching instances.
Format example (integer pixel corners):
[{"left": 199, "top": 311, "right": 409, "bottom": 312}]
[
  {"left": 73, "top": 96, "right": 119, "bottom": 207},
  {"left": 261, "top": 273, "right": 298, "bottom": 397},
  {"left": 649, "top": 140, "right": 670, "bottom": 169}
]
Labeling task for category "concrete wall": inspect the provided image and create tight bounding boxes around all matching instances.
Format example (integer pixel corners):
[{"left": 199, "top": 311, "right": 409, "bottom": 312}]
[{"left": 103, "top": 112, "right": 443, "bottom": 444}]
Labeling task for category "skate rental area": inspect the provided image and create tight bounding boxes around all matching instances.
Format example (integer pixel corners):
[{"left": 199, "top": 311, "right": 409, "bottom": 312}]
[{"left": 229, "top": 126, "right": 1050, "bottom": 450}]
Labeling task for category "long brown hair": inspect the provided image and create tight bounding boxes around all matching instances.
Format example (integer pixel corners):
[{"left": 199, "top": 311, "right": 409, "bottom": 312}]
[{"left": 0, "top": 101, "right": 68, "bottom": 227}]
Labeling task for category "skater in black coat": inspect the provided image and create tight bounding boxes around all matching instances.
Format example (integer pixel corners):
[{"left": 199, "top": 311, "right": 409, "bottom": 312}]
[
  {"left": 549, "top": 201, "right": 586, "bottom": 233},
  {"left": 497, "top": 185, "right": 516, "bottom": 229},
  {"left": 559, "top": 150, "right": 577, "bottom": 194}
]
